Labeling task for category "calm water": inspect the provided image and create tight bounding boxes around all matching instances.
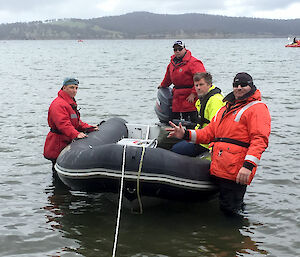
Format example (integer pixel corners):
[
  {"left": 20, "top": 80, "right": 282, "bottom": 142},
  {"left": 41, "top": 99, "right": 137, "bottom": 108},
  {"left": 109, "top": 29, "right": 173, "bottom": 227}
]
[{"left": 0, "top": 38, "right": 299, "bottom": 257}]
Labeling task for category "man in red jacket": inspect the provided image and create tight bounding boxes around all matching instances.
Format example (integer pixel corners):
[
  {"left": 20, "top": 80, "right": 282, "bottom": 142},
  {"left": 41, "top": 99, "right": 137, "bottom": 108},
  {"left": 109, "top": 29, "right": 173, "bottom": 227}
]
[
  {"left": 44, "top": 78, "right": 98, "bottom": 168},
  {"left": 158, "top": 40, "right": 206, "bottom": 123},
  {"left": 166, "top": 72, "right": 271, "bottom": 216}
]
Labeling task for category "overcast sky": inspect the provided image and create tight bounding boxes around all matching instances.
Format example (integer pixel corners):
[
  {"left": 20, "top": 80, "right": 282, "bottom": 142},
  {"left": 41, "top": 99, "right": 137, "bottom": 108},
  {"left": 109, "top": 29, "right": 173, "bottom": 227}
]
[{"left": 0, "top": 0, "right": 299, "bottom": 24}]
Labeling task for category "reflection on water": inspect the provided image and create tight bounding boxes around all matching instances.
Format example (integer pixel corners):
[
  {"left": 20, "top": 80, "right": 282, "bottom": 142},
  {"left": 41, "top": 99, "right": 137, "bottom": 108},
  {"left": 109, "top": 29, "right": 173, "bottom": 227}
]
[{"left": 45, "top": 174, "right": 268, "bottom": 257}]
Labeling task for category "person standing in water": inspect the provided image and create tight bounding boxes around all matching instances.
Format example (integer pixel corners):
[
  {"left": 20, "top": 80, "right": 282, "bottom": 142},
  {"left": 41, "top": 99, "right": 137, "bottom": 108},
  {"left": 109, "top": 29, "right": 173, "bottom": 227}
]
[
  {"left": 166, "top": 72, "right": 271, "bottom": 216},
  {"left": 44, "top": 77, "right": 98, "bottom": 169}
]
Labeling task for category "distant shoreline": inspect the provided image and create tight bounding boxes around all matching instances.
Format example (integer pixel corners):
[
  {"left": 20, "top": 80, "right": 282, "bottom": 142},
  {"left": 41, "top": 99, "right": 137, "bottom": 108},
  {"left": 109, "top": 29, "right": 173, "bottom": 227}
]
[{"left": 0, "top": 12, "right": 299, "bottom": 40}]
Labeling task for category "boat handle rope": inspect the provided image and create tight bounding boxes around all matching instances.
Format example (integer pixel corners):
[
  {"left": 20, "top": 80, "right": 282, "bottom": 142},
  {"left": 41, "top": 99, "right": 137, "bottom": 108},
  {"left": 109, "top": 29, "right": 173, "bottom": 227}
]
[
  {"left": 112, "top": 145, "right": 127, "bottom": 257},
  {"left": 112, "top": 145, "right": 146, "bottom": 257},
  {"left": 133, "top": 145, "right": 145, "bottom": 215},
  {"left": 145, "top": 125, "right": 150, "bottom": 140},
  {"left": 112, "top": 145, "right": 146, "bottom": 256}
]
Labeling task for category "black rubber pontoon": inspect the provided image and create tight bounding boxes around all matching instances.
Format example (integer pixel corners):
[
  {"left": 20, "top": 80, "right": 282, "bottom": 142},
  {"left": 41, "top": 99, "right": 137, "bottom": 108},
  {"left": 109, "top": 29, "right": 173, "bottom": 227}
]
[{"left": 55, "top": 117, "right": 217, "bottom": 202}]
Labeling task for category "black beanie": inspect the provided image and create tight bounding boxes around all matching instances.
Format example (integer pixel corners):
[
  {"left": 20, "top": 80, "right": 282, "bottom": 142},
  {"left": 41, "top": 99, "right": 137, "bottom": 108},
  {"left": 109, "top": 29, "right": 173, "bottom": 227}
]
[{"left": 233, "top": 72, "right": 254, "bottom": 88}]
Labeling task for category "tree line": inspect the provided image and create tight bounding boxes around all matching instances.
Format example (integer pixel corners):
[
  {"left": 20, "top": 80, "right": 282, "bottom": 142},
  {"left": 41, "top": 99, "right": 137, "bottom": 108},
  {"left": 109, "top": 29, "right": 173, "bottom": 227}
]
[{"left": 0, "top": 12, "right": 299, "bottom": 40}]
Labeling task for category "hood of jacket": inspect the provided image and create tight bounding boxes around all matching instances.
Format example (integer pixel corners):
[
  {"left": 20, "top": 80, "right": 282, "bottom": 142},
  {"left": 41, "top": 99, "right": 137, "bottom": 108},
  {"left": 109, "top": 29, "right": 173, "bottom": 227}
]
[
  {"left": 58, "top": 90, "right": 77, "bottom": 108},
  {"left": 171, "top": 49, "right": 192, "bottom": 66},
  {"left": 223, "top": 86, "right": 261, "bottom": 104}
]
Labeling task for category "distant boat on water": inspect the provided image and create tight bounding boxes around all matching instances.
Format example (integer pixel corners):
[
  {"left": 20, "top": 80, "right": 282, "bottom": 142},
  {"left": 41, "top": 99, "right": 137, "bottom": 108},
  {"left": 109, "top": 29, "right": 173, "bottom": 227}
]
[{"left": 286, "top": 37, "right": 300, "bottom": 47}]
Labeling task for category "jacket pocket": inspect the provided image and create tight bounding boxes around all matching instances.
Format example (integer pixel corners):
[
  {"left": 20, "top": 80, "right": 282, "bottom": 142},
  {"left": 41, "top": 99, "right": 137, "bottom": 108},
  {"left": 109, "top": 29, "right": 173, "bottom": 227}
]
[{"left": 211, "top": 144, "right": 247, "bottom": 175}]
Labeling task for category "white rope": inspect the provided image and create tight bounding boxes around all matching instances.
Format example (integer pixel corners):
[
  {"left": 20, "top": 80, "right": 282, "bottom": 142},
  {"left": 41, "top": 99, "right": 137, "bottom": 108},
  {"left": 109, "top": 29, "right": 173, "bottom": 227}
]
[
  {"left": 145, "top": 125, "right": 150, "bottom": 140},
  {"left": 135, "top": 146, "right": 145, "bottom": 214},
  {"left": 112, "top": 145, "right": 127, "bottom": 257}
]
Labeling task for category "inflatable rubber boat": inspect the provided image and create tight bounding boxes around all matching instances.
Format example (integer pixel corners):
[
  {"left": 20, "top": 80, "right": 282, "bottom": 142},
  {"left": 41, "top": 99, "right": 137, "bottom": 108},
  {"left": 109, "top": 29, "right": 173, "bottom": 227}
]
[
  {"left": 285, "top": 42, "right": 300, "bottom": 47},
  {"left": 55, "top": 88, "right": 218, "bottom": 204}
]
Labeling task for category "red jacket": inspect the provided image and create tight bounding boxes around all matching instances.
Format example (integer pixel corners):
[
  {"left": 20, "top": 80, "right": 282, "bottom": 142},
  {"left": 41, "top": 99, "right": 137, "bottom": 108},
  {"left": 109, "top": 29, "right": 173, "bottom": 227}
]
[
  {"left": 188, "top": 89, "right": 271, "bottom": 184},
  {"left": 44, "top": 90, "right": 93, "bottom": 160},
  {"left": 160, "top": 50, "right": 206, "bottom": 112}
]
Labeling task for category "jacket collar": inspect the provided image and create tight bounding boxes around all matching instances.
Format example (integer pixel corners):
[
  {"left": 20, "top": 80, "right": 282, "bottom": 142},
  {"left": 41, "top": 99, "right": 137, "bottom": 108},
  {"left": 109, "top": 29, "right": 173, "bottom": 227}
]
[
  {"left": 208, "top": 85, "right": 216, "bottom": 92},
  {"left": 58, "top": 90, "right": 77, "bottom": 106},
  {"left": 171, "top": 49, "right": 192, "bottom": 65},
  {"left": 223, "top": 87, "right": 261, "bottom": 104}
]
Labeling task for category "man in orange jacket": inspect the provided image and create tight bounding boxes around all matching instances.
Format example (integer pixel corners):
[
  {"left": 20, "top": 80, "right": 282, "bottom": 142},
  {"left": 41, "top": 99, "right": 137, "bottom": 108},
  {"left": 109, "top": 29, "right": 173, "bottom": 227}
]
[
  {"left": 166, "top": 72, "right": 271, "bottom": 216},
  {"left": 44, "top": 78, "right": 98, "bottom": 169}
]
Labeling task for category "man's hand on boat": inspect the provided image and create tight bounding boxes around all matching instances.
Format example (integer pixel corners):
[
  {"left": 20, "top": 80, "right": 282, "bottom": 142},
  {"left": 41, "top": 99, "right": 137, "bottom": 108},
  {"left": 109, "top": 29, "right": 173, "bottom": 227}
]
[
  {"left": 76, "top": 125, "right": 99, "bottom": 139},
  {"left": 166, "top": 121, "right": 185, "bottom": 139},
  {"left": 77, "top": 125, "right": 99, "bottom": 139},
  {"left": 92, "top": 125, "right": 99, "bottom": 131},
  {"left": 77, "top": 132, "right": 88, "bottom": 139}
]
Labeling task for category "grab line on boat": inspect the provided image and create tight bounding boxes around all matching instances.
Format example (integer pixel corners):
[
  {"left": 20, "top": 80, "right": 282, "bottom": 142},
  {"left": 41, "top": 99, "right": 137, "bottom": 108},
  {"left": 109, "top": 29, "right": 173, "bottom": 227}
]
[
  {"left": 145, "top": 125, "right": 150, "bottom": 140},
  {"left": 112, "top": 144, "right": 127, "bottom": 257},
  {"left": 133, "top": 145, "right": 146, "bottom": 214}
]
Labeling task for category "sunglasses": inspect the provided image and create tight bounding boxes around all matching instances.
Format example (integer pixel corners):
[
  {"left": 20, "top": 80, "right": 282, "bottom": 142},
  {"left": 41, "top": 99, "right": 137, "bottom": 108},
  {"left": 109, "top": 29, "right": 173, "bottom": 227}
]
[
  {"left": 173, "top": 47, "right": 183, "bottom": 52},
  {"left": 233, "top": 83, "right": 249, "bottom": 88}
]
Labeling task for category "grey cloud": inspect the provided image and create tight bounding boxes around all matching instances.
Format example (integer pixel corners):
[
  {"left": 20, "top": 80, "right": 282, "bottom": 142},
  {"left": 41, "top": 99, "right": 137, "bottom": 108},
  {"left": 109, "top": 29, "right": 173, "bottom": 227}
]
[
  {"left": 0, "top": 0, "right": 298, "bottom": 13},
  {"left": 0, "top": 0, "right": 298, "bottom": 24},
  {"left": 0, "top": 0, "right": 62, "bottom": 12},
  {"left": 116, "top": 0, "right": 226, "bottom": 12},
  {"left": 246, "top": 0, "right": 298, "bottom": 10},
  {"left": 0, "top": 0, "right": 104, "bottom": 23}
]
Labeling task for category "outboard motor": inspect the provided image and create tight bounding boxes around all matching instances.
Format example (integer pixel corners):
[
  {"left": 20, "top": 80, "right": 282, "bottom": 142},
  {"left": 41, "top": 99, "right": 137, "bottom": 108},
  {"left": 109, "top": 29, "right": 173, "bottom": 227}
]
[{"left": 154, "top": 87, "right": 173, "bottom": 124}]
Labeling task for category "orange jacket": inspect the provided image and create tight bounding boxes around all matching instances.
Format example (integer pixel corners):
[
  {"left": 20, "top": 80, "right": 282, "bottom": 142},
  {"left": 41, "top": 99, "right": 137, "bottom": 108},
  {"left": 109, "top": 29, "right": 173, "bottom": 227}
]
[{"left": 187, "top": 89, "right": 271, "bottom": 184}]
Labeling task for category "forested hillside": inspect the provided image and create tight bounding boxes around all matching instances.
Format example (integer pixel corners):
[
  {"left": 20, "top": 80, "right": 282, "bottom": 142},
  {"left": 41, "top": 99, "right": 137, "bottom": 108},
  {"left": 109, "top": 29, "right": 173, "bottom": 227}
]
[{"left": 0, "top": 12, "right": 299, "bottom": 40}]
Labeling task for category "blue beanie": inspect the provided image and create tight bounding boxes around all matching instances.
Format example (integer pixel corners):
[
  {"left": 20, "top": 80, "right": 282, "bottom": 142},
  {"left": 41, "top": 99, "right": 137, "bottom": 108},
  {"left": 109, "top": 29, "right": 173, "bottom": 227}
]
[{"left": 62, "top": 77, "right": 79, "bottom": 87}]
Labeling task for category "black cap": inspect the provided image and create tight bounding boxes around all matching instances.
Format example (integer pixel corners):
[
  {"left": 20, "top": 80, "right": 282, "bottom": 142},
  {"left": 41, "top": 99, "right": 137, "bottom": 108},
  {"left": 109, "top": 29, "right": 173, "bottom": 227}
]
[{"left": 233, "top": 72, "right": 254, "bottom": 87}]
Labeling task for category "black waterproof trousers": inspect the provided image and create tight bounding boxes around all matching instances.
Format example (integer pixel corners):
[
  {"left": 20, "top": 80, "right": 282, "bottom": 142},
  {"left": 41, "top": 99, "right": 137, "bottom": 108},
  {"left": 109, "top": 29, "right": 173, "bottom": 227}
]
[{"left": 211, "top": 176, "right": 247, "bottom": 216}]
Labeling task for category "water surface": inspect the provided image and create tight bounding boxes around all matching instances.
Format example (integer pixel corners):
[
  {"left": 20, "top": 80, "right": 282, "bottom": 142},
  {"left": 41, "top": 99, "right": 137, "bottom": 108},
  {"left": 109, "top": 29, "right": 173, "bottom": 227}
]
[{"left": 0, "top": 38, "right": 299, "bottom": 257}]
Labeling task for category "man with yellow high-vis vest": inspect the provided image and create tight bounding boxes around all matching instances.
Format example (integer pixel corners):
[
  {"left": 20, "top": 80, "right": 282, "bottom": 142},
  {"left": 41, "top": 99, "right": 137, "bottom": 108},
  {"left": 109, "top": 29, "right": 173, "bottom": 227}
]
[
  {"left": 166, "top": 72, "right": 271, "bottom": 216},
  {"left": 171, "top": 72, "right": 224, "bottom": 156}
]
